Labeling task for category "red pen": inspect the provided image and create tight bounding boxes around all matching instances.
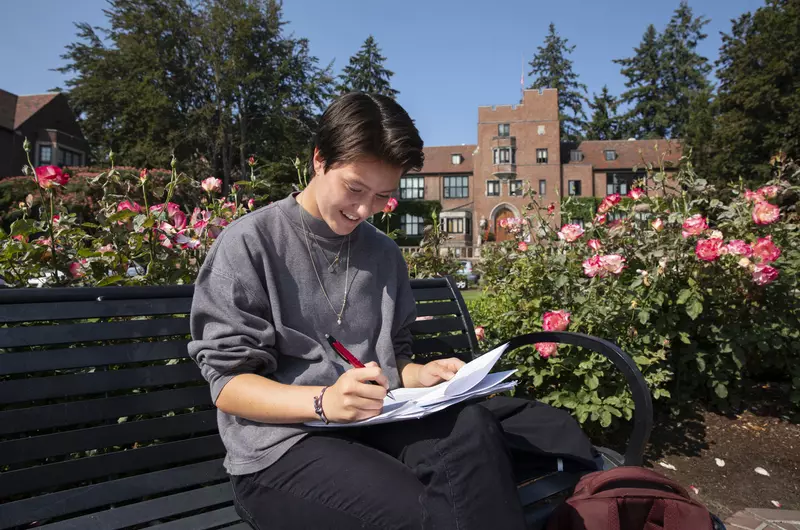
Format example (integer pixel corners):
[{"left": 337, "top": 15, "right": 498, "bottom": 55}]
[{"left": 325, "top": 333, "right": 395, "bottom": 400}]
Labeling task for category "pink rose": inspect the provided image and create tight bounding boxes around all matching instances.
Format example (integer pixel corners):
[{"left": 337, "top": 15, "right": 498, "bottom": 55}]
[
  {"left": 587, "top": 239, "right": 602, "bottom": 251},
  {"left": 651, "top": 218, "right": 664, "bottom": 232},
  {"left": 383, "top": 197, "right": 399, "bottom": 213},
  {"left": 117, "top": 200, "right": 143, "bottom": 214},
  {"left": 543, "top": 310, "right": 570, "bottom": 332},
  {"left": 752, "top": 236, "right": 781, "bottom": 264},
  {"left": 752, "top": 264, "right": 779, "bottom": 286},
  {"left": 475, "top": 326, "right": 486, "bottom": 342},
  {"left": 558, "top": 224, "right": 585, "bottom": 243},
  {"left": 724, "top": 240, "right": 753, "bottom": 257},
  {"left": 35, "top": 166, "right": 69, "bottom": 189},
  {"left": 628, "top": 188, "right": 645, "bottom": 200},
  {"left": 752, "top": 201, "right": 780, "bottom": 225},
  {"left": 150, "top": 202, "right": 182, "bottom": 218},
  {"left": 535, "top": 342, "right": 558, "bottom": 359},
  {"left": 695, "top": 238, "right": 723, "bottom": 262},
  {"left": 69, "top": 260, "right": 87, "bottom": 278},
  {"left": 594, "top": 213, "right": 607, "bottom": 225},
  {"left": 499, "top": 218, "right": 508, "bottom": 228},
  {"left": 744, "top": 189, "right": 761, "bottom": 203},
  {"left": 582, "top": 255, "right": 604, "bottom": 278},
  {"left": 139, "top": 169, "right": 148, "bottom": 183},
  {"left": 248, "top": 198, "right": 256, "bottom": 210},
  {"left": 601, "top": 254, "right": 626, "bottom": 275},
  {"left": 597, "top": 194, "right": 622, "bottom": 214},
  {"left": 757, "top": 185, "right": 781, "bottom": 199},
  {"left": 97, "top": 244, "right": 114, "bottom": 254},
  {"left": 518, "top": 241, "right": 528, "bottom": 252},
  {"left": 681, "top": 214, "right": 708, "bottom": 238},
  {"left": 248, "top": 156, "right": 256, "bottom": 167},
  {"left": 547, "top": 203, "right": 556, "bottom": 215},
  {"left": 201, "top": 177, "right": 222, "bottom": 194}
]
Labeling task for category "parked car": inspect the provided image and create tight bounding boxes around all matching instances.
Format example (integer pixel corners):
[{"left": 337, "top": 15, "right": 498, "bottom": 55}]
[{"left": 455, "top": 260, "right": 479, "bottom": 289}]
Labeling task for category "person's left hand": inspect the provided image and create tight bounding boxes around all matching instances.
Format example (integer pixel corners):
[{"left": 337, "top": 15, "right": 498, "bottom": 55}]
[{"left": 417, "top": 358, "right": 466, "bottom": 387}]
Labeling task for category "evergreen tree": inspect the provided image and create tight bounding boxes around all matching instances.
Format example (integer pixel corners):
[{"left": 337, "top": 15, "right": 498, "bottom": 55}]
[
  {"left": 585, "top": 86, "right": 621, "bottom": 140},
  {"left": 712, "top": 0, "right": 800, "bottom": 181},
  {"left": 528, "top": 23, "right": 587, "bottom": 142},
  {"left": 337, "top": 35, "right": 399, "bottom": 98},
  {"left": 614, "top": 25, "right": 670, "bottom": 139},
  {"left": 660, "top": 1, "right": 713, "bottom": 139}
]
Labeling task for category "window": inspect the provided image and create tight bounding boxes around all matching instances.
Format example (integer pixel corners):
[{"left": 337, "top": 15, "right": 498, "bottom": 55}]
[
  {"left": 443, "top": 175, "right": 469, "bottom": 199},
  {"left": 400, "top": 176, "right": 424, "bottom": 199},
  {"left": 539, "top": 179, "right": 547, "bottom": 196},
  {"left": 400, "top": 214, "right": 424, "bottom": 236},
  {"left": 498, "top": 123, "right": 510, "bottom": 137},
  {"left": 536, "top": 148, "right": 548, "bottom": 164},
  {"left": 492, "top": 147, "right": 515, "bottom": 165},
  {"left": 568, "top": 180, "right": 582, "bottom": 196},
  {"left": 606, "top": 172, "right": 640, "bottom": 195},
  {"left": 509, "top": 180, "right": 523, "bottom": 196},
  {"left": 451, "top": 154, "right": 463, "bottom": 165},
  {"left": 39, "top": 145, "right": 52, "bottom": 164},
  {"left": 604, "top": 150, "right": 617, "bottom": 161},
  {"left": 445, "top": 218, "right": 465, "bottom": 234},
  {"left": 537, "top": 125, "right": 546, "bottom": 135},
  {"left": 570, "top": 149, "right": 583, "bottom": 162},
  {"left": 59, "top": 148, "right": 83, "bottom": 167},
  {"left": 487, "top": 180, "right": 500, "bottom": 196}
]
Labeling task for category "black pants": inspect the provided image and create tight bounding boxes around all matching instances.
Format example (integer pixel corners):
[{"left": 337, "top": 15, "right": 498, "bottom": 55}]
[{"left": 231, "top": 397, "right": 597, "bottom": 530}]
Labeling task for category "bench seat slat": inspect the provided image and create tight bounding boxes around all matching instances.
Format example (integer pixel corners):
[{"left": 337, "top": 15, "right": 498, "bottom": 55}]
[
  {"left": 0, "top": 386, "right": 211, "bottom": 436},
  {"left": 0, "top": 285, "right": 194, "bottom": 304},
  {"left": 0, "top": 459, "right": 227, "bottom": 530},
  {"left": 3, "top": 318, "right": 190, "bottom": 348},
  {"left": 36, "top": 488, "right": 236, "bottom": 530},
  {"left": 0, "top": 362, "right": 203, "bottom": 404},
  {"left": 0, "top": 340, "right": 191, "bottom": 376},
  {"left": 411, "top": 333, "right": 472, "bottom": 355},
  {"left": 0, "top": 435, "right": 225, "bottom": 498},
  {"left": 0, "top": 297, "right": 192, "bottom": 324},
  {"left": 0, "top": 410, "right": 218, "bottom": 466},
  {"left": 411, "top": 287, "right": 455, "bottom": 302},
  {"left": 409, "top": 317, "right": 466, "bottom": 335},
  {"left": 415, "top": 301, "right": 460, "bottom": 317}
]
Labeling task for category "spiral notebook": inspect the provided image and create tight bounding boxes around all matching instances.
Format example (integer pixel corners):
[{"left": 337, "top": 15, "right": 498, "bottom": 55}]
[{"left": 305, "top": 341, "right": 516, "bottom": 427}]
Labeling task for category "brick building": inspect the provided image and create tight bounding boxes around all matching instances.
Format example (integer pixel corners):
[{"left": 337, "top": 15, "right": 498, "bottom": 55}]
[
  {"left": 0, "top": 89, "right": 89, "bottom": 178},
  {"left": 398, "top": 88, "right": 681, "bottom": 254}
]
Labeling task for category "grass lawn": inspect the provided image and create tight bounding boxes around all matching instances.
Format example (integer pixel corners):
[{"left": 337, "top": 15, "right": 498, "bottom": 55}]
[{"left": 460, "top": 289, "right": 484, "bottom": 304}]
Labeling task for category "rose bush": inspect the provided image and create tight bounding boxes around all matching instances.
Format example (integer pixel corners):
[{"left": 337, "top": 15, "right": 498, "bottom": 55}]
[{"left": 469, "top": 154, "right": 800, "bottom": 428}]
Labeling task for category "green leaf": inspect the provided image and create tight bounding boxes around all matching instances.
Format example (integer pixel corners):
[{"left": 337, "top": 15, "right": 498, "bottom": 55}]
[
  {"left": 77, "top": 249, "right": 100, "bottom": 258},
  {"left": 600, "top": 410, "right": 612, "bottom": 428},
  {"left": 677, "top": 289, "right": 692, "bottom": 305},
  {"left": 679, "top": 332, "right": 691, "bottom": 344},
  {"left": 107, "top": 210, "right": 137, "bottom": 224},
  {"left": 714, "top": 383, "right": 728, "bottom": 399},
  {"left": 585, "top": 374, "right": 599, "bottom": 390},
  {"left": 555, "top": 275, "right": 568, "bottom": 288},
  {"left": 96, "top": 275, "right": 125, "bottom": 287},
  {"left": 10, "top": 219, "right": 35, "bottom": 237},
  {"left": 533, "top": 373, "right": 544, "bottom": 387},
  {"left": 696, "top": 357, "right": 706, "bottom": 372},
  {"left": 638, "top": 311, "right": 649, "bottom": 325},
  {"left": 686, "top": 299, "right": 703, "bottom": 320}
]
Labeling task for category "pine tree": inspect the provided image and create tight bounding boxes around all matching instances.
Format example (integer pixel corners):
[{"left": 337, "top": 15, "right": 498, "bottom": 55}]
[
  {"left": 528, "top": 23, "right": 587, "bottom": 142},
  {"left": 712, "top": 0, "right": 800, "bottom": 181},
  {"left": 614, "top": 25, "right": 670, "bottom": 139},
  {"left": 660, "top": 1, "right": 713, "bottom": 139},
  {"left": 585, "top": 86, "right": 621, "bottom": 140},
  {"left": 337, "top": 35, "right": 399, "bottom": 98}
]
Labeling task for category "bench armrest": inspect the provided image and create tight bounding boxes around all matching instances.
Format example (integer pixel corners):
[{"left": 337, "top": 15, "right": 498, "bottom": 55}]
[{"left": 502, "top": 331, "right": 653, "bottom": 466}]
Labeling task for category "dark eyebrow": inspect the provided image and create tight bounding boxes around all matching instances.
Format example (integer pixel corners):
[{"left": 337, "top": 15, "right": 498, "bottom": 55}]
[{"left": 347, "top": 176, "right": 397, "bottom": 195}]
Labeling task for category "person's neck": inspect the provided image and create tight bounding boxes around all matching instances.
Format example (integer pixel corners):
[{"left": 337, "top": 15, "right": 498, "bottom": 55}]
[{"left": 296, "top": 181, "right": 322, "bottom": 220}]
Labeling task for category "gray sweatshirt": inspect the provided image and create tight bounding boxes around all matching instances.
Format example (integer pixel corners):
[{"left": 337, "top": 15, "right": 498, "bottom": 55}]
[{"left": 188, "top": 193, "right": 417, "bottom": 475}]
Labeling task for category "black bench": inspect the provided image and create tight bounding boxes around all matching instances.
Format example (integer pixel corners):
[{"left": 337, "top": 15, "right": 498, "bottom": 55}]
[{"left": 0, "top": 276, "right": 653, "bottom": 530}]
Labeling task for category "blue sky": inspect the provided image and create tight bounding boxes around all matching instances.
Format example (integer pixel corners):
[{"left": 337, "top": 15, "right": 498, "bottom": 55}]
[{"left": 1, "top": 0, "right": 764, "bottom": 147}]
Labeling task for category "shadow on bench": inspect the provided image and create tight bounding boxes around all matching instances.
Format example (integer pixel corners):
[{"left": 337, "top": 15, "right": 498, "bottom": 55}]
[{"left": 0, "top": 276, "right": 652, "bottom": 530}]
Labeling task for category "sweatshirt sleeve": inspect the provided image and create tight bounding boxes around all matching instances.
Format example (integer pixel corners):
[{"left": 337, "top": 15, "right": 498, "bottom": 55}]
[{"left": 188, "top": 261, "right": 279, "bottom": 404}]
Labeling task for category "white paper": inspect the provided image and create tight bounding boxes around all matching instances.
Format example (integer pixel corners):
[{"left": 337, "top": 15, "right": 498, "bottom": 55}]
[{"left": 306, "top": 341, "right": 516, "bottom": 428}]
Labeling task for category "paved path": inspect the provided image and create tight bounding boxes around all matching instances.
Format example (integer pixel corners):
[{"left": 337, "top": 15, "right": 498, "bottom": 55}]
[{"left": 726, "top": 509, "right": 800, "bottom": 530}]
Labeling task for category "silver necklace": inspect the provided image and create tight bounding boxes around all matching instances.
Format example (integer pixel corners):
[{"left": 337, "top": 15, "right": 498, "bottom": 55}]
[
  {"left": 311, "top": 228, "right": 347, "bottom": 273},
  {"left": 299, "top": 206, "right": 351, "bottom": 325}
]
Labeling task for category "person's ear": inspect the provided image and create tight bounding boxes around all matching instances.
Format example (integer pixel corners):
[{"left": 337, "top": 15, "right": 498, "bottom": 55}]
[{"left": 313, "top": 148, "right": 326, "bottom": 177}]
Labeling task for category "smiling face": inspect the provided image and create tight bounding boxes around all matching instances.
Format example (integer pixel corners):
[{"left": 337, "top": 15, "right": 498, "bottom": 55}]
[{"left": 310, "top": 148, "right": 402, "bottom": 235}]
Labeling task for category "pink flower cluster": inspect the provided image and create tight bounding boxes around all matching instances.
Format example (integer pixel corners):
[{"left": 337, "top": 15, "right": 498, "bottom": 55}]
[
  {"left": 499, "top": 217, "right": 528, "bottom": 235},
  {"left": 536, "top": 310, "right": 571, "bottom": 358},
  {"left": 693, "top": 233, "right": 781, "bottom": 285},
  {"left": 582, "top": 254, "right": 627, "bottom": 278},
  {"left": 558, "top": 224, "right": 585, "bottom": 243},
  {"left": 745, "top": 186, "right": 782, "bottom": 225}
]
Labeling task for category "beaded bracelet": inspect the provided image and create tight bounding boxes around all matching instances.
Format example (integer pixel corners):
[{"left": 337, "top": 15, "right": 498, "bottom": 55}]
[{"left": 313, "top": 386, "right": 329, "bottom": 424}]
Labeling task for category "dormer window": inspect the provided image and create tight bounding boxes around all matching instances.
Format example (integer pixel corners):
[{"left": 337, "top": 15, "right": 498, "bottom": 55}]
[
  {"left": 604, "top": 150, "right": 617, "bottom": 161},
  {"left": 451, "top": 154, "right": 463, "bottom": 165}
]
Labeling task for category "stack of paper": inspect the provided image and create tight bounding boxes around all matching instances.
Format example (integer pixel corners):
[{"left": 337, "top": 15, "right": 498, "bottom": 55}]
[{"left": 306, "top": 341, "right": 516, "bottom": 427}]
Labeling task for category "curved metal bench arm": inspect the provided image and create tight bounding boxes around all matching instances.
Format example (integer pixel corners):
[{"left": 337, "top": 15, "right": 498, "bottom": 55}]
[{"left": 502, "top": 331, "right": 653, "bottom": 466}]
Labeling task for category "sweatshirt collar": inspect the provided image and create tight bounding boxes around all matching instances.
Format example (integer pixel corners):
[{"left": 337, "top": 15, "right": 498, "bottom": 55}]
[{"left": 279, "top": 191, "right": 361, "bottom": 241}]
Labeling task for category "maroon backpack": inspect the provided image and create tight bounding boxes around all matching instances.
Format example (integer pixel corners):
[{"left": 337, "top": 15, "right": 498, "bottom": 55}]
[{"left": 545, "top": 466, "right": 714, "bottom": 530}]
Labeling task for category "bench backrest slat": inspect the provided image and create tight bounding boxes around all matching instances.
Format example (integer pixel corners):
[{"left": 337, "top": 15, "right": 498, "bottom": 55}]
[
  {"left": 3, "top": 318, "right": 191, "bottom": 348},
  {"left": 0, "top": 297, "right": 193, "bottom": 323}
]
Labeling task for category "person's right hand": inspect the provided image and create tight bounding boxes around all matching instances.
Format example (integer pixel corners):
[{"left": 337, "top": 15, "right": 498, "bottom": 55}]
[{"left": 323, "top": 362, "right": 388, "bottom": 423}]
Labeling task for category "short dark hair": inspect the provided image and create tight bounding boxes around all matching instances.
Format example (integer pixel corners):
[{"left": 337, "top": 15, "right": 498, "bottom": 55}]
[{"left": 310, "top": 92, "right": 424, "bottom": 177}]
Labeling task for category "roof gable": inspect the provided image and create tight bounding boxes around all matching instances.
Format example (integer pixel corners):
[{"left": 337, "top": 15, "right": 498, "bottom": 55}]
[
  {"left": 417, "top": 145, "right": 476, "bottom": 174},
  {"left": 0, "top": 89, "right": 17, "bottom": 131},
  {"left": 14, "top": 93, "right": 60, "bottom": 129}
]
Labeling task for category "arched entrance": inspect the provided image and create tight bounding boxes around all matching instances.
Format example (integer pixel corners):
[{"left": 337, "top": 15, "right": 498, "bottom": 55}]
[{"left": 494, "top": 207, "right": 515, "bottom": 242}]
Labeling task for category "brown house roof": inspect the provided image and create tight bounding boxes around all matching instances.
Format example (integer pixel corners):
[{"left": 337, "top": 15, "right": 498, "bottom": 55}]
[
  {"left": 0, "top": 90, "right": 60, "bottom": 131},
  {"left": 571, "top": 139, "right": 682, "bottom": 170},
  {"left": 418, "top": 145, "right": 476, "bottom": 174}
]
